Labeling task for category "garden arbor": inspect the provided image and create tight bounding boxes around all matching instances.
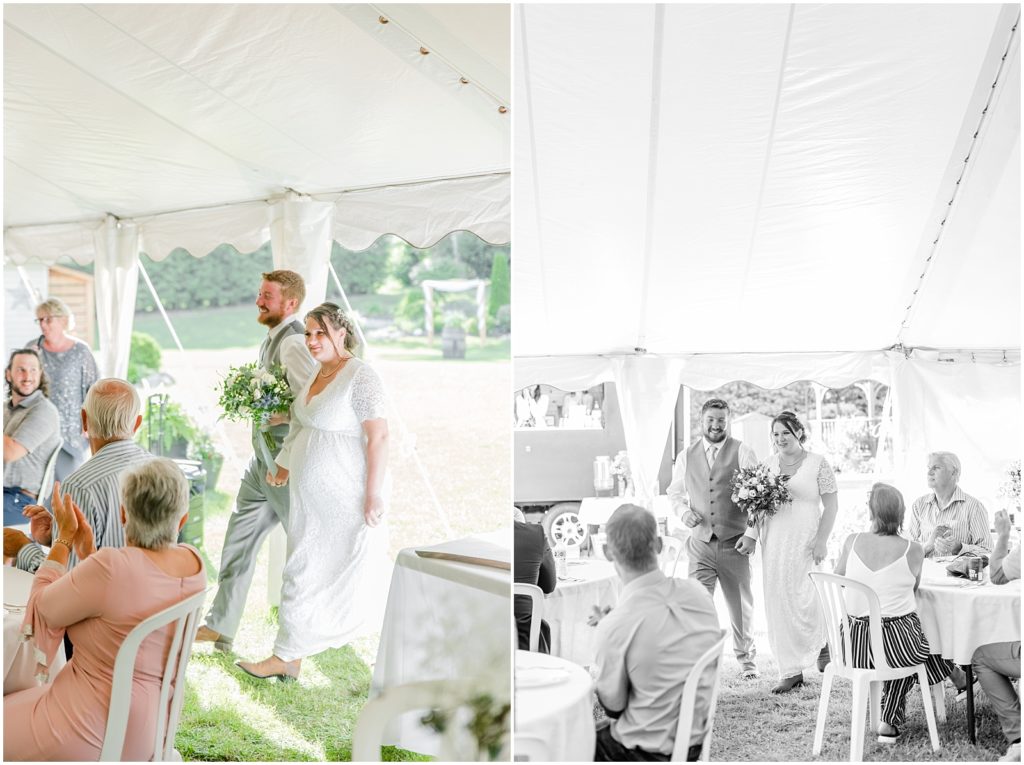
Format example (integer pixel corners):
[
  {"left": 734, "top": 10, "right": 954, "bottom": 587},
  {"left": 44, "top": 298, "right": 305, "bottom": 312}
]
[
  {"left": 4, "top": 4, "right": 511, "bottom": 368},
  {"left": 514, "top": 4, "right": 1020, "bottom": 508}
]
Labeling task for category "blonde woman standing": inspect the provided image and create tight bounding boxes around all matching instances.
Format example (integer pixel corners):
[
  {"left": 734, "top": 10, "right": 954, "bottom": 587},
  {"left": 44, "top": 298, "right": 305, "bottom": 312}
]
[{"left": 26, "top": 297, "right": 98, "bottom": 480}]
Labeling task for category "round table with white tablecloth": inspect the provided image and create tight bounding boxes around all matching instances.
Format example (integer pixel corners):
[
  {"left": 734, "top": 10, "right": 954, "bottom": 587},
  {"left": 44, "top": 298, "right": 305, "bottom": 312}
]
[
  {"left": 544, "top": 558, "right": 621, "bottom": 667},
  {"left": 916, "top": 558, "right": 1021, "bottom": 743},
  {"left": 4, "top": 566, "right": 66, "bottom": 695},
  {"left": 916, "top": 559, "right": 1022, "bottom": 665},
  {"left": 369, "top": 532, "right": 510, "bottom": 758},
  {"left": 514, "top": 649, "right": 595, "bottom": 762}
]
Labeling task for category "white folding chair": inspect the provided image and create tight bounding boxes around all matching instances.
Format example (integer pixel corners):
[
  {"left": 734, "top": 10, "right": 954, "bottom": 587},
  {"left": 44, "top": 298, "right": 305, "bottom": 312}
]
[
  {"left": 100, "top": 587, "right": 207, "bottom": 761},
  {"left": 513, "top": 583, "right": 544, "bottom": 652},
  {"left": 661, "top": 535, "right": 685, "bottom": 578},
  {"left": 353, "top": 679, "right": 491, "bottom": 761},
  {"left": 671, "top": 629, "right": 727, "bottom": 762},
  {"left": 36, "top": 438, "right": 63, "bottom": 510},
  {"left": 809, "top": 572, "right": 940, "bottom": 761}
]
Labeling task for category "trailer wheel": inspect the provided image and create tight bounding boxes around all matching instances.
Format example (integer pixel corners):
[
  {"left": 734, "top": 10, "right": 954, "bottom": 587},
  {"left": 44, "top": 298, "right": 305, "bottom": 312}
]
[{"left": 542, "top": 502, "right": 588, "bottom": 549}]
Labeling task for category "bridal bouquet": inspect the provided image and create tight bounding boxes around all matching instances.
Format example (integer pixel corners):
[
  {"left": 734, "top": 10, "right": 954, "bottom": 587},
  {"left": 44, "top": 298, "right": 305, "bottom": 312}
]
[
  {"left": 730, "top": 463, "right": 793, "bottom": 527},
  {"left": 998, "top": 459, "right": 1021, "bottom": 506},
  {"left": 217, "top": 362, "right": 293, "bottom": 451}
]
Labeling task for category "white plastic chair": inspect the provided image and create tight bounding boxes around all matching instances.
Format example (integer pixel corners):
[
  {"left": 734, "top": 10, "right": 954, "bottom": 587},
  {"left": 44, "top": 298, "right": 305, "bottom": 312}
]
[
  {"left": 809, "top": 572, "right": 940, "bottom": 761},
  {"left": 100, "top": 587, "right": 207, "bottom": 761},
  {"left": 671, "top": 629, "right": 727, "bottom": 762},
  {"left": 38, "top": 439, "right": 63, "bottom": 507},
  {"left": 513, "top": 583, "right": 544, "bottom": 652},
  {"left": 661, "top": 535, "right": 685, "bottom": 578},
  {"left": 353, "top": 679, "right": 489, "bottom": 761}
]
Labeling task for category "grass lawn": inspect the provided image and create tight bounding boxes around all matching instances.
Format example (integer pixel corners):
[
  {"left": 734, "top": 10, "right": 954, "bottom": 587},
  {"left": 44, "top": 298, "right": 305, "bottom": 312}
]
[
  {"left": 712, "top": 648, "right": 1010, "bottom": 761},
  {"left": 132, "top": 301, "right": 508, "bottom": 363}
]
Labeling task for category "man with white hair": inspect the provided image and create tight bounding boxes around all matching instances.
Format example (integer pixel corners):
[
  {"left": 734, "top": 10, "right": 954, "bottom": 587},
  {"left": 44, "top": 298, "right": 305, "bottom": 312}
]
[
  {"left": 591, "top": 504, "right": 720, "bottom": 761},
  {"left": 907, "top": 451, "right": 992, "bottom": 557},
  {"left": 6, "top": 378, "right": 151, "bottom": 573}
]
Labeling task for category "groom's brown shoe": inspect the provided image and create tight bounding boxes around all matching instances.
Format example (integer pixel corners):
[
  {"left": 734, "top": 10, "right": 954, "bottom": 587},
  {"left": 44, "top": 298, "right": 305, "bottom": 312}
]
[{"left": 194, "top": 625, "right": 233, "bottom": 652}]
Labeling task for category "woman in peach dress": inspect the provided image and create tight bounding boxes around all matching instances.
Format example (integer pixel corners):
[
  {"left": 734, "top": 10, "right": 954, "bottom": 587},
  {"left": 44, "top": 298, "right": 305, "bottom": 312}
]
[{"left": 4, "top": 459, "right": 205, "bottom": 761}]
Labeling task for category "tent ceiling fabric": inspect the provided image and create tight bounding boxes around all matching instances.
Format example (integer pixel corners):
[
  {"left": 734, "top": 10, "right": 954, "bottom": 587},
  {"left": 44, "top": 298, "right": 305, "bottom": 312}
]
[
  {"left": 515, "top": 3, "right": 1019, "bottom": 357},
  {"left": 4, "top": 3, "right": 510, "bottom": 262}
]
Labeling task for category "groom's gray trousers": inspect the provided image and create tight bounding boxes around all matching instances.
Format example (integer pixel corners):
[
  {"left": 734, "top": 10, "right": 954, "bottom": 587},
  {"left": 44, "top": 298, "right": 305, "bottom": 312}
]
[
  {"left": 205, "top": 452, "right": 290, "bottom": 640},
  {"left": 687, "top": 533, "right": 757, "bottom": 671}
]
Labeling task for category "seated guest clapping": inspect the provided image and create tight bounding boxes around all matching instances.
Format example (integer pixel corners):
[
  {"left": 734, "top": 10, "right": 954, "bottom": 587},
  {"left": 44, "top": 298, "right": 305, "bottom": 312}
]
[
  {"left": 591, "top": 504, "right": 719, "bottom": 762},
  {"left": 835, "top": 483, "right": 961, "bottom": 744},
  {"left": 514, "top": 508, "right": 556, "bottom": 652},
  {"left": 6, "top": 377, "right": 151, "bottom": 574},
  {"left": 971, "top": 509, "right": 1020, "bottom": 762},
  {"left": 907, "top": 452, "right": 991, "bottom": 557},
  {"left": 3, "top": 459, "right": 205, "bottom": 761}
]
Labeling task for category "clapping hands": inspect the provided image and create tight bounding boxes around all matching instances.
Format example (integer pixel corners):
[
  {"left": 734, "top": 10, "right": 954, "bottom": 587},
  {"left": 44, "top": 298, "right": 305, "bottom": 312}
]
[{"left": 50, "top": 482, "right": 96, "bottom": 560}]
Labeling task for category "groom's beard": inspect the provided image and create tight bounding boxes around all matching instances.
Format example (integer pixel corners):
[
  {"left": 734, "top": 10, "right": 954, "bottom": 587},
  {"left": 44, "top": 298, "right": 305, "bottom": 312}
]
[{"left": 704, "top": 429, "right": 726, "bottom": 443}]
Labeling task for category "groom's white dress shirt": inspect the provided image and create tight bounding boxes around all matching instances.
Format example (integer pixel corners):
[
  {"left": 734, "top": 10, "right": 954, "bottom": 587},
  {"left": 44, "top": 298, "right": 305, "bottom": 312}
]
[{"left": 264, "top": 317, "right": 317, "bottom": 392}]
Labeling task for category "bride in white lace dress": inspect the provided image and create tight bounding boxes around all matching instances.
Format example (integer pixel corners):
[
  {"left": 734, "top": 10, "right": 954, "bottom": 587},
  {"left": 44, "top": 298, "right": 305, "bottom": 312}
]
[
  {"left": 237, "top": 303, "right": 389, "bottom": 682},
  {"left": 761, "top": 411, "right": 839, "bottom": 694}
]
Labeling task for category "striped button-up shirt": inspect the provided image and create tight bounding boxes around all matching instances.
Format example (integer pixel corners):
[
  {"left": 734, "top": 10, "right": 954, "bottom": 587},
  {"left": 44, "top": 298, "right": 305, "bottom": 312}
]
[
  {"left": 15, "top": 439, "right": 153, "bottom": 573},
  {"left": 907, "top": 486, "right": 992, "bottom": 557}
]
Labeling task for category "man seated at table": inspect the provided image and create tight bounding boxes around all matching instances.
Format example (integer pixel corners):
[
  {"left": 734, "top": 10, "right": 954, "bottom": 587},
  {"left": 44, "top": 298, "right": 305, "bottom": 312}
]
[
  {"left": 4, "top": 378, "right": 151, "bottom": 574},
  {"left": 907, "top": 451, "right": 992, "bottom": 557},
  {"left": 4, "top": 348, "right": 60, "bottom": 527},
  {"left": 514, "top": 507, "right": 557, "bottom": 652},
  {"left": 971, "top": 508, "right": 1020, "bottom": 762},
  {"left": 591, "top": 504, "right": 720, "bottom": 762}
]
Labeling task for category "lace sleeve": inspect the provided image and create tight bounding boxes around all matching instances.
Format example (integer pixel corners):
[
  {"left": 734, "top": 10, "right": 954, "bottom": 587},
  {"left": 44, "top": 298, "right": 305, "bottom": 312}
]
[
  {"left": 817, "top": 456, "right": 838, "bottom": 495},
  {"left": 352, "top": 364, "right": 387, "bottom": 422}
]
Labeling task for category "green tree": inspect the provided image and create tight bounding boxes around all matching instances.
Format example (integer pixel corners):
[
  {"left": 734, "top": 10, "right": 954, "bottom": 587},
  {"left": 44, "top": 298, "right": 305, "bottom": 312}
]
[
  {"left": 487, "top": 251, "right": 510, "bottom": 318},
  {"left": 329, "top": 240, "right": 388, "bottom": 295}
]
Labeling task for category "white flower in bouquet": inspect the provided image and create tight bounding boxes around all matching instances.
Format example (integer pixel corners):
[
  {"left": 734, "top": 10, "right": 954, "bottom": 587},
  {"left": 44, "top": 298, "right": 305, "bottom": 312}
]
[
  {"left": 730, "top": 463, "right": 793, "bottom": 527},
  {"left": 217, "top": 362, "right": 294, "bottom": 451},
  {"left": 998, "top": 459, "right": 1021, "bottom": 506}
]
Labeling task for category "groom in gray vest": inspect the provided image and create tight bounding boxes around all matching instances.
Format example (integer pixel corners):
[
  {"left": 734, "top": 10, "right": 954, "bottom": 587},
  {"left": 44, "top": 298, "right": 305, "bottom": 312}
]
[
  {"left": 196, "top": 270, "right": 316, "bottom": 650},
  {"left": 667, "top": 398, "right": 760, "bottom": 678}
]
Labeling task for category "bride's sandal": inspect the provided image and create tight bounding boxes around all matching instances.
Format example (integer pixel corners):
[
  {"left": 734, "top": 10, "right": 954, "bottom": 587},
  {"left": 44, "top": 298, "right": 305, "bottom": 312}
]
[
  {"left": 236, "top": 656, "right": 300, "bottom": 683},
  {"left": 770, "top": 673, "right": 804, "bottom": 694}
]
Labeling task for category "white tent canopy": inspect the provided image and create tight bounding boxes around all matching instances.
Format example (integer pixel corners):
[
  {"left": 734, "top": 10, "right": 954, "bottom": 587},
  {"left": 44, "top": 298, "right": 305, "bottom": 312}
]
[
  {"left": 5, "top": 4, "right": 511, "bottom": 374},
  {"left": 514, "top": 4, "right": 1020, "bottom": 508}
]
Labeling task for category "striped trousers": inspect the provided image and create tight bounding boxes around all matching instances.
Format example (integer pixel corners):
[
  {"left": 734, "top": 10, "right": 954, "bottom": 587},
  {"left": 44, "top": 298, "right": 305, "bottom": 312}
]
[{"left": 846, "top": 612, "right": 955, "bottom": 727}]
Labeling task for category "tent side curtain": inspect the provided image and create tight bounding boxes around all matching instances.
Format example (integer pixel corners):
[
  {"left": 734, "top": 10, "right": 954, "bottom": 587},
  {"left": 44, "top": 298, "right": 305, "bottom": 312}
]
[{"left": 3, "top": 173, "right": 510, "bottom": 266}]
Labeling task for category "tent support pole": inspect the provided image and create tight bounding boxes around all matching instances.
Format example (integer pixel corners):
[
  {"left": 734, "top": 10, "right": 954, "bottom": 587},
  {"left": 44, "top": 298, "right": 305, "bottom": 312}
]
[
  {"left": 138, "top": 261, "right": 185, "bottom": 353},
  {"left": 327, "top": 261, "right": 369, "bottom": 350}
]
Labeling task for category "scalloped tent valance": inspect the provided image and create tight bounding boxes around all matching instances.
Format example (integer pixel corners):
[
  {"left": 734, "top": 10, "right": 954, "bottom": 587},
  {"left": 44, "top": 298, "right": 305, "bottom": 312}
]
[{"left": 4, "top": 4, "right": 511, "bottom": 264}]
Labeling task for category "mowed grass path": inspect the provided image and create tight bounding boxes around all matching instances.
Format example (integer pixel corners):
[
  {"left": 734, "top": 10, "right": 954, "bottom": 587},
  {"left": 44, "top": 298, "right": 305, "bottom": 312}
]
[{"left": 158, "top": 345, "right": 510, "bottom": 761}]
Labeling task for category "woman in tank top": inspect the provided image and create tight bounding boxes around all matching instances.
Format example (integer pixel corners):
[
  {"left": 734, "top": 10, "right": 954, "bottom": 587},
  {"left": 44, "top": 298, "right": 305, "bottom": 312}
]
[{"left": 834, "top": 482, "right": 963, "bottom": 744}]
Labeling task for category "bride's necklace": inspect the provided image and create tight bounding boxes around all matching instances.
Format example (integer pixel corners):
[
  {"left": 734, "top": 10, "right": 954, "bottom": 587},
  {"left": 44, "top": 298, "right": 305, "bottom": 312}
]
[
  {"left": 779, "top": 449, "right": 807, "bottom": 467},
  {"left": 319, "top": 356, "right": 351, "bottom": 378}
]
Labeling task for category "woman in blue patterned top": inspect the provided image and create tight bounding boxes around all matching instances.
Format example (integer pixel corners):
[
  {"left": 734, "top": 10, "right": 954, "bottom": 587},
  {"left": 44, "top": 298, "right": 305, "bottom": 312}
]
[{"left": 26, "top": 297, "right": 99, "bottom": 481}]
